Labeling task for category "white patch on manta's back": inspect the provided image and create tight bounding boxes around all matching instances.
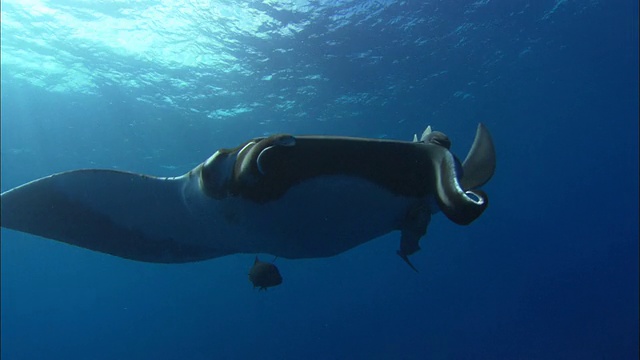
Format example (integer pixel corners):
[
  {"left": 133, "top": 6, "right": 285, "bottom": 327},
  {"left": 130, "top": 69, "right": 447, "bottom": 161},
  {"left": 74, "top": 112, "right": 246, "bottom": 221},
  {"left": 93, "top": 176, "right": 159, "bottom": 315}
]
[
  {"left": 64, "top": 171, "right": 433, "bottom": 260},
  {"left": 187, "top": 175, "right": 429, "bottom": 258}
]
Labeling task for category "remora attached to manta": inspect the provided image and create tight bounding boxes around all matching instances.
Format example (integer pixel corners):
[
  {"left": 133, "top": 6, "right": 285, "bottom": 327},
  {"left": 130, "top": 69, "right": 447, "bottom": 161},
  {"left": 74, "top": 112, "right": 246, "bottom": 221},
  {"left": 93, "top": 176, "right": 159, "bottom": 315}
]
[{"left": 0, "top": 123, "right": 495, "bottom": 269}]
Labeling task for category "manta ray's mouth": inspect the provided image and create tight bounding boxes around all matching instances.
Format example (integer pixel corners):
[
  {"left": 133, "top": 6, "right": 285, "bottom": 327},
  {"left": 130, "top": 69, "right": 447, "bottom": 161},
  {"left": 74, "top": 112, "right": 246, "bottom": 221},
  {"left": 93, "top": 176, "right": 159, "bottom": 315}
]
[
  {"left": 463, "top": 190, "right": 486, "bottom": 204},
  {"left": 435, "top": 151, "right": 489, "bottom": 226}
]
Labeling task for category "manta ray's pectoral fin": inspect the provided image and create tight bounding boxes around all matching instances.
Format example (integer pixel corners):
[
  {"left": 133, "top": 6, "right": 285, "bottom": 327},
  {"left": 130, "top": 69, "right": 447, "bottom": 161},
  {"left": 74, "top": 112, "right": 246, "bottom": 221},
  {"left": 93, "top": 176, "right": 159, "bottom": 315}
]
[
  {"left": 0, "top": 169, "right": 225, "bottom": 263},
  {"left": 397, "top": 202, "right": 431, "bottom": 272}
]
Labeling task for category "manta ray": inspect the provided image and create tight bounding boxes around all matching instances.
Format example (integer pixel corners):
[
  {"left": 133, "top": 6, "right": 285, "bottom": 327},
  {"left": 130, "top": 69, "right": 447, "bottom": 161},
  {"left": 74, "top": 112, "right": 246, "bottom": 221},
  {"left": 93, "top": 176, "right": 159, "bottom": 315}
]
[{"left": 0, "top": 123, "right": 495, "bottom": 270}]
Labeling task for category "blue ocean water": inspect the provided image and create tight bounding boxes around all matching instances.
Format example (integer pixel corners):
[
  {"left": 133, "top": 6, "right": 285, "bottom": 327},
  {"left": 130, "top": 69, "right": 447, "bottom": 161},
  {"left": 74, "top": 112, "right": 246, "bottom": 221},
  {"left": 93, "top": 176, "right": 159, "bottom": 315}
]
[{"left": 1, "top": 0, "right": 637, "bottom": 358}]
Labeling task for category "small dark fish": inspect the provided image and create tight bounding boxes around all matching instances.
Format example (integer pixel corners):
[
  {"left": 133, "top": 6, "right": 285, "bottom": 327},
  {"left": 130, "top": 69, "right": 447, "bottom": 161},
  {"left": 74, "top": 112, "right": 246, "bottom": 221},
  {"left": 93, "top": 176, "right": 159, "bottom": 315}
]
[{"left": 248, "top": 256, "right": 282, "bottom": 290}]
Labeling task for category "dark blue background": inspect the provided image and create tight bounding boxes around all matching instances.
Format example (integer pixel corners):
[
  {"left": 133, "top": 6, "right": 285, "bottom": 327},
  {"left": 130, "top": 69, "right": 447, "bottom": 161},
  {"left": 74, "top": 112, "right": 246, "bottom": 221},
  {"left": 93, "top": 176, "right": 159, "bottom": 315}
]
[{"left": 2, "top": 1, "right": 638, "bottom": 359}]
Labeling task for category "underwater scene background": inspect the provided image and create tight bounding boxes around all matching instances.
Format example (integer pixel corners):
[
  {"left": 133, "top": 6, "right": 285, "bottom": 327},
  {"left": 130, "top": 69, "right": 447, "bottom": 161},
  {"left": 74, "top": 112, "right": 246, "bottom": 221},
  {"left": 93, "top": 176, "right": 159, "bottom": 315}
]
[{"left": 1, "top": 0, "right": 638, "bottom": 359}]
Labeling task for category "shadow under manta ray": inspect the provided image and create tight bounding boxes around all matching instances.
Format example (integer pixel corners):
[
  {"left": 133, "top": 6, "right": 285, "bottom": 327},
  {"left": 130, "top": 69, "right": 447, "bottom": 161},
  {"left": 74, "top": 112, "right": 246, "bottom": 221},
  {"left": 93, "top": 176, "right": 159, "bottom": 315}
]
[{"left": 0, "top": 123, "right": 496, "bottom": 270}]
